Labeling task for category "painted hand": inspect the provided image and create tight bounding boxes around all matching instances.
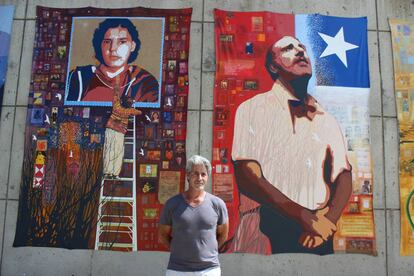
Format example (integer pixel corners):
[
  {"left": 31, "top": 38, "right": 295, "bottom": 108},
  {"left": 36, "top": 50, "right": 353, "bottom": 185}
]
[
  {"left": 299, "top": 232, "right": 325, "bottom": 249},
  {"left": 313, "top": 207, "right": 337, "bottom": 240},
  {"left": 300, "top": 207, "right": 336, "bottom": 240}
]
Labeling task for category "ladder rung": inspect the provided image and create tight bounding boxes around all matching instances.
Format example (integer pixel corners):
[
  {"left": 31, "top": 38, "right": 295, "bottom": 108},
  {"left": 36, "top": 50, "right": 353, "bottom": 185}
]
[
  {"left": 98, "top": 242, "right": 133, "bottom": 248},
  {"left": 123, "top": 159, "right": 133, "bottom": 163},
  {"left": 100, "top": 196, "right": 134, "bottom": 203},
  {"left": 103, "top": 176, "right": 133, "bottom": 181},
  {"left": 101, "top": 215, "right": 133, "bottom": 219},
  {"left": 98, "top": 229, "right": 133, "bottom": 234},
  {"left": 98, "top": 222, "right": 133, "bottom": 227}
]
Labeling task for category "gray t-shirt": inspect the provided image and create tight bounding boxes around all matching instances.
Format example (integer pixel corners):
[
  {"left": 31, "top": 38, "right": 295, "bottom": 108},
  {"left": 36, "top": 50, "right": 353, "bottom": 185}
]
[{"left": 160, "top": 192, "right": 228, "bottom": 272}]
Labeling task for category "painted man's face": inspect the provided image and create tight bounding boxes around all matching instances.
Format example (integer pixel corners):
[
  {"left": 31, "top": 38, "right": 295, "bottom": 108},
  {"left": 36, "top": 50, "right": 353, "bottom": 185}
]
[
  {"left": 271, "top": 36, "right": 312, "bottom": 80},
  {"left": 187, "top": 163, "right": 208, "bottom": 192},
  {"left": 101, "top": 27, "right": 136, "bottom": 68}
]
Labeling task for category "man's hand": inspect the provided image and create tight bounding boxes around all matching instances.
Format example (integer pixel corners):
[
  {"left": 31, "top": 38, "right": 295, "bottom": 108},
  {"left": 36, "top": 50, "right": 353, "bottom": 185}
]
[
  {"left": 300, "top": 206, "right": 336, "bottom": 240},
  {"left": 217, "top": 222, "right": 229, "bottom": 249},
  {"left": 298, "top": 207, "right": 337, "bottom": 249},
  {"left": 299, "top": 233, "right": 324, "bottom": 249},
  {"left": 158, "top": 224, "right": 172, "bottom": 250}
]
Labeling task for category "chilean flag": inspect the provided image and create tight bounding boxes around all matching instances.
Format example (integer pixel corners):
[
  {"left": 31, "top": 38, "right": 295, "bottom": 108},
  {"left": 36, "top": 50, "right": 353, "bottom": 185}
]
[
  {"left": 296, "top": 14, "right": 371, "bottom": 148},
  {"left": 296, "top": 14, "right": 369, "bottom": 88},
  {"left": 296, "top": 15, "right": 370, "bottom": 134}
]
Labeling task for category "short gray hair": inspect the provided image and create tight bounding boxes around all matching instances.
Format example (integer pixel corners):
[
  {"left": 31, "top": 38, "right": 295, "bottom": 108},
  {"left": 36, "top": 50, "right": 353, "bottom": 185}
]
[{"left": 186, "top": 155, "right": 212, "bottom": 176}]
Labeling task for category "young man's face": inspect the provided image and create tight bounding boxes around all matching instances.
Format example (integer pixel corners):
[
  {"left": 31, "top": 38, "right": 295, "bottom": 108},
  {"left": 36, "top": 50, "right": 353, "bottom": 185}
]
[
  {"left": 271, "top": 36, "right": 312, "bottom": 80},
  {"left": 187, "top": 164, "right": 208, "bottom": 192},
  {"left": 101, "top": 27, "right": 136, "bottom": 69}
]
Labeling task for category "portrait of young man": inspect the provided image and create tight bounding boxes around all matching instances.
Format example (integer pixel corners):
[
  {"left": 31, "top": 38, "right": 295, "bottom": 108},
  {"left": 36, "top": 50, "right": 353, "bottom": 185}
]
[{"left": 65, "top": 17, "right": 163, "bottom": 107}]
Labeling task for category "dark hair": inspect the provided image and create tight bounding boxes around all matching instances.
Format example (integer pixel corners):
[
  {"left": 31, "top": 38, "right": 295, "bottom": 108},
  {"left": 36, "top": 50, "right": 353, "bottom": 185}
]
[
  {"left": 265, "top": 46, "right": 279, "bottom": 81},
  {"left": 92, "top": 18, "right": 141, "bottom": 65}
]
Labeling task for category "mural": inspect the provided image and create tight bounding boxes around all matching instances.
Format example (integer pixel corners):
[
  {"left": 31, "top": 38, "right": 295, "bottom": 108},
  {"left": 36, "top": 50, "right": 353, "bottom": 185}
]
[
  {"left": 213, "top": 9, "right": 376, "bottom": 255},
  {"left": 0, "top": 5, "right": 14, "bottom": 115},
  {"left": 13, "top": 6, "right": 192, "bottom": 252},
  {"left": 389, "top": 19, "right": 414, "bottom": 256}
]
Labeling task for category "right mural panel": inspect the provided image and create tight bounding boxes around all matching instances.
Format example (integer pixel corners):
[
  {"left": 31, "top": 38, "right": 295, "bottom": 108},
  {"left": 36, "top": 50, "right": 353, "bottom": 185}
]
[
  {"left": 390, "top": 19, "right": 414, "bottom": 256},
  {"left": 213, "top": 9, "right": 376, "bottom": 255}
]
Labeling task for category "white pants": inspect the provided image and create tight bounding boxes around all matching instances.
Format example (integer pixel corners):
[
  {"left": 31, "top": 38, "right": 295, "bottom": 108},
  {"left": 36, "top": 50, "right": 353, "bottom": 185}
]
[
  {"left": 166, "top": 267, "right": 221, "bottom": 276},
  {"left": 103, "top": 128, "right": 125, "bottom": 176}
]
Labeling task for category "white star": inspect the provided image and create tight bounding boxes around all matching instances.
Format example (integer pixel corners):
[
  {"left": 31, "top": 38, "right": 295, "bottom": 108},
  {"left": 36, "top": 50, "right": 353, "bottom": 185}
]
[{"left": 318, "top": 27, "right": 358, "bottom": 68}]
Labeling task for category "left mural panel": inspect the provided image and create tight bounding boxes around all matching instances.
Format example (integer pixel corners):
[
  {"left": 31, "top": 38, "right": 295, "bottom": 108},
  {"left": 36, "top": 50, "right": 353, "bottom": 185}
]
[
  {"left": 0, "top": 5, "right": 15, "bottom": 115},
  {"left": 13, "top": 6, "right": 192, "bottom": 252}
]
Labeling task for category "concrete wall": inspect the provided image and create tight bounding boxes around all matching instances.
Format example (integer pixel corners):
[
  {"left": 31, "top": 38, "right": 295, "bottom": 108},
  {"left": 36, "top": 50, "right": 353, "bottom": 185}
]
[{"left": 0, "top": 0, "right": 412, "bottom": 275}]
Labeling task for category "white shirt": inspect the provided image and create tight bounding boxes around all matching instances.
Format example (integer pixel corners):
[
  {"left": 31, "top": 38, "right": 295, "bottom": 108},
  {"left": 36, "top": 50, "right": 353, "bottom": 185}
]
[{"left": 232, "top": 81, "right": 350, "bottom": 210}]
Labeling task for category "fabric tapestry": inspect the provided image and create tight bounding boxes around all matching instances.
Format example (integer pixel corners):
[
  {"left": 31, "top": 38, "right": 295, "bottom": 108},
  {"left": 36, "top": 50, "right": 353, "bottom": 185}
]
[
  {"left": 0, "top": 5, "right": 15, "bottom": 116},
  {"left": 213, "top": 9, "right": 376, "bottom": 255},
  {"left": 389, "top": 19, "right": 414, "bottom": 256},
  {"left": 13, "top": 6, "right": 192, "bottom": 252}
]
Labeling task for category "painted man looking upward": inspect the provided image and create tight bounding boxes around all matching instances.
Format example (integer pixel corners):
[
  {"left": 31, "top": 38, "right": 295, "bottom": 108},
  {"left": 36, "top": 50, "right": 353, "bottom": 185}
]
[
  {"left": 231, "top": 36, "right": 352, "bottom": 254},
  {"left": 159, "top": 155, "right": 229, "bottom": 276}
]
